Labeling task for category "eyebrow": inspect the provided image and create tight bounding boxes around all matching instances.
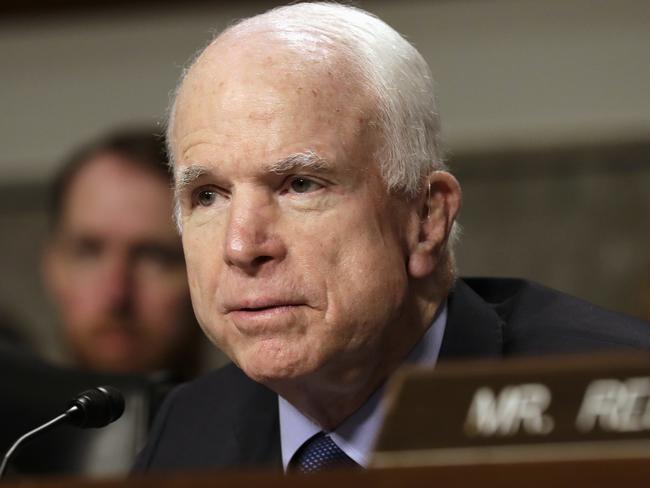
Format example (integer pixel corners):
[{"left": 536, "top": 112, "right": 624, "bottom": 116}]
[
  {"left": 268, "top": 151, "right": 329, "bottom": 174},
  {"left": 174, "top": 164, "right": 210, "bottom": 198},
  {"left": 174, "top": 151, "right": 330, "bottom": 196}
]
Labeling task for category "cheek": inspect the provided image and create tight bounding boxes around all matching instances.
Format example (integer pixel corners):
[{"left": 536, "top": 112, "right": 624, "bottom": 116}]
[
  {"left": 50, "top": 262, "right": 115, "bottom": 322},
  {"left": 183, "top": 229, "right": 226, "bottom": 335},
  {"left": 325, "top": 245, "right": 408, "bottom": 335},
  {"left": 183, "top": 225, "right": 222, "bottom": 280},
  {"left": 58, "top": 285, "right": 104, "bottom": 343},
  {"left": 56, "top": 283, "right": 105, "bottom": 323},
  {"left": 307, "top": 210, "right": 410, "bottom": 343},
  {"left": 137, "top": 276, "right": 191, "bottom": 325}
]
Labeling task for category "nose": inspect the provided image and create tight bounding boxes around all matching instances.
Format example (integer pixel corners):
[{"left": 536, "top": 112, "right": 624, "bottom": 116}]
[
  {"left": 224, "top": 191, "right": 287, "bottom": 274},
  {"left": 98, "top": 252, "right": 133, "bottom": 314}
]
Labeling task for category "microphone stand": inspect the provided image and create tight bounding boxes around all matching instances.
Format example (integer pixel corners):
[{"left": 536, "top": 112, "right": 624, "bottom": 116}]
[
  {"left": 0, "top": 406, "right": 79, "bottom": 479},
  {"left": 0, "top": 386, "right": 123, "bottom": 480}
]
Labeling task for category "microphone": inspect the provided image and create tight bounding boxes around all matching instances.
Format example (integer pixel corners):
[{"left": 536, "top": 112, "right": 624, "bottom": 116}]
[
  {"left": 66, "top": 386, "right": 125, "bottom": 428},
  {"left": 0, "top": 386, "right": 125, "bottom": 478}
]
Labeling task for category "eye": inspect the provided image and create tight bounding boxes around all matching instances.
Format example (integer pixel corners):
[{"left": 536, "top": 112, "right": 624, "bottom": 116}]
[
  {"left": 195, "top": 189, "right": 218, "bottom": 207},
  {"left": 68, "top": 238, "right": 102, "bottom": 260},
  {"left": 287, "top": 177, "right": 323, "bottom": 194},
  {"left": 135, "top": 245, "right": 184, "bottom": 270}
]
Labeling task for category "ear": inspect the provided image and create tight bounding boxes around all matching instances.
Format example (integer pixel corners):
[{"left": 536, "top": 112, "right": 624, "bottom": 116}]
[{"left": 407, "top": 171, "right": 462, "bottom": 279}]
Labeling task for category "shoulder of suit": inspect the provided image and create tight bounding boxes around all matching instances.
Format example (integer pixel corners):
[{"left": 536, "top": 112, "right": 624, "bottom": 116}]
[{"left": 458, "top": 277, "right": 650, "bottom": 352}]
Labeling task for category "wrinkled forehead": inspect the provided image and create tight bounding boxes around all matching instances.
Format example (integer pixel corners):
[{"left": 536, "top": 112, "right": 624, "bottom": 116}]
[{"left": 170, "top": 27, "right": 377, "bottom": 151}]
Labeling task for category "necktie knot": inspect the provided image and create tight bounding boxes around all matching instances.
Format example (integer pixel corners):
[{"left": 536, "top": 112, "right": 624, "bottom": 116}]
[{"left": 289, "top": 432, "right": 359, "bottom": 473}]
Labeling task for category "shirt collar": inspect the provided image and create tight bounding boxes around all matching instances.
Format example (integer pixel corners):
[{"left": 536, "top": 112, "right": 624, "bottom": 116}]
[{"left": 278, "top": 302, "right": 447, "bottom": 470}]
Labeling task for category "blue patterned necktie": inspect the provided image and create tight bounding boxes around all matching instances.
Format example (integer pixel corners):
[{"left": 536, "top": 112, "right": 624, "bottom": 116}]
[{"left": 289, "top": 432, "right": 360, "bottom": 473}]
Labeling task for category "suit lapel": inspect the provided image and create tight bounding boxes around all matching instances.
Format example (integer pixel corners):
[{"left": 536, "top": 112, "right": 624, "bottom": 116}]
[
  {"left": 438, "top": 278, "right": 504, "bottom": 359},
  {"left": 229, "top": 375, "right": 283, "bottom": 470}
]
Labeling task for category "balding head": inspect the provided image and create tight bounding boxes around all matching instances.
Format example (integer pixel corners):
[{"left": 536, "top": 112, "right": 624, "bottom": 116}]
[{"left": 169, "top": 2, "right": 444, "bottom": 200}]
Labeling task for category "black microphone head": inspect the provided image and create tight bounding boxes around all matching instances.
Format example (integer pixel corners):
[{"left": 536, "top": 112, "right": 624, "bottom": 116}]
[{"left": 67, "top": 386, "right": 125, "bottom": 428}]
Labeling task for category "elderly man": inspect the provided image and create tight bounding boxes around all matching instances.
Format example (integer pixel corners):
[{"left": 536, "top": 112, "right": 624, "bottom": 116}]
[
  {"left": 135, "top": 3, "right": 650, "bottom": 472},
  {"left": 43, "top": 128, "right": 202, "bottom": 379}
]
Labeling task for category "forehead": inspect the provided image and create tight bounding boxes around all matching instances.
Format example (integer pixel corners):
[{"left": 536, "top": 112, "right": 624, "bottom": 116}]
[
  {"left": 60, "top": 154, "right": 176, "bottom": 239},
  {"left": 171, "top": 32, "right": 378, "bottom": 167},
  {"left": 185, "top": 29, "right": 360, "bottom": 99}
]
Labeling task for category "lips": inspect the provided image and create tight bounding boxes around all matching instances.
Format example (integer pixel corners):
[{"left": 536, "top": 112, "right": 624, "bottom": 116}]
[
  {"left": 238, "top": 304, "right": 295, "bottom": 313},
  {"left": 223, "top": 297, "right": 304, "bottom": 314},
  {"left": 231, "top": 305, "right": 301, "bottom": 316},
  {"left": 224, "top": 298, "right": 306, "bottom": 335}
]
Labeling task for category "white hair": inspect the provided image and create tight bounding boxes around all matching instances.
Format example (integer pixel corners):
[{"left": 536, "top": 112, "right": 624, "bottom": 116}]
[{"left": 167, "top": 2, "right": 459, "bottom": 254}]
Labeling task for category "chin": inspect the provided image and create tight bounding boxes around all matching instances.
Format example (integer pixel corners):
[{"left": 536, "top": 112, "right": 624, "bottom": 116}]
[
  {"left": 241, "top": 358, "right": 308, "bottom": 385},
  {"left": 237, "top": 342, "right": 322, "bottom": 386}
]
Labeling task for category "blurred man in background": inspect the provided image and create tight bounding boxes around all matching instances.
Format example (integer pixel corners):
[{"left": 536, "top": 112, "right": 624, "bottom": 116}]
[{"left": 42, "top": 128, "right": 203, "bottom": 379}]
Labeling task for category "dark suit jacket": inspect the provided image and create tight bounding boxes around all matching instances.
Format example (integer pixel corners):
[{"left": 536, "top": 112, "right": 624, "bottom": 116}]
[{"left": 133, "top": 278, "right": 650, "bottom": 473}]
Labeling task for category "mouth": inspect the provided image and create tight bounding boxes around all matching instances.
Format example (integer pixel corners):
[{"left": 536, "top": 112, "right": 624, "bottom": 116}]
[
  {"left": 230, "top": 303, "right": 302, "bottom": 316},
  {"left": 91, "top": 326, "right": 140, "bottom": 355},
  {"left": 225, "top": 300, "right": 305, "bottom": 334},
  {"left": 239, "top": 304, "right": 291, "bottom": 312},
  {"left": 224, "top": 296, "right": 305, "bottom": 313}
]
